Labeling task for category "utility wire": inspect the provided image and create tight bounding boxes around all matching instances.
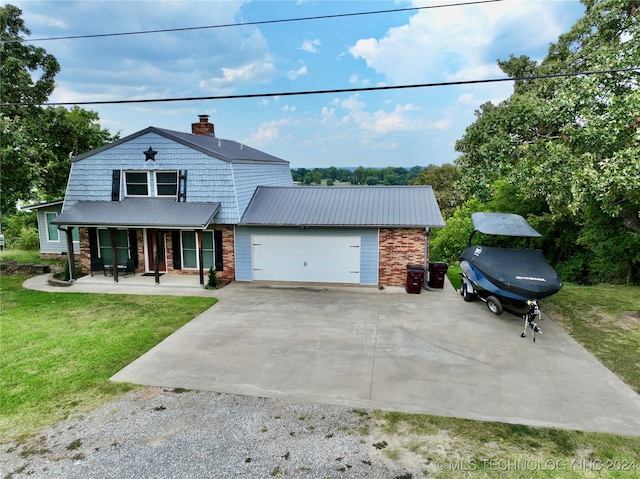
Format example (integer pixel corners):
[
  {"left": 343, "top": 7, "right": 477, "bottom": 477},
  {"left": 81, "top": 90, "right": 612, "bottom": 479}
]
[
  {"left": 3, "top": 67, "right": 637, "bottom": 108},
  {"left": 13, "top": 0, "right": 505, "bottom": 43}
]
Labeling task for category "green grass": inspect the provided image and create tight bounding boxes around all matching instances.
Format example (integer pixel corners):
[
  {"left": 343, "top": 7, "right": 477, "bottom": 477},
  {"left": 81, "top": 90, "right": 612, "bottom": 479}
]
[
  {"left": 0, "top": 274, "right": 216, "bottom": 442},
  {"left": 544, "top": 284, "right": 640, "bottom": 394},
  {"left": 0, "top": 249, "right": 65, "bottom": 266},
  {"left": 374, "top": 410, "right": 640, "bottom": 478}
]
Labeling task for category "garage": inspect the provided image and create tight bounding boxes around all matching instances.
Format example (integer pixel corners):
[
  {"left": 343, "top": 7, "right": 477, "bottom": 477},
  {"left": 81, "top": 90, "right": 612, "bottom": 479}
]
[{"left": 251, "top": 234, "right": 361, "bottom": 283}]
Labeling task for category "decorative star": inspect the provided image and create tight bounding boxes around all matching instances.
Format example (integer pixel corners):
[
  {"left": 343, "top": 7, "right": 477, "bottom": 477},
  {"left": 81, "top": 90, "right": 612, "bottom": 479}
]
[{"left": 144, "top": 146, "right": 157, "bottom": 161}]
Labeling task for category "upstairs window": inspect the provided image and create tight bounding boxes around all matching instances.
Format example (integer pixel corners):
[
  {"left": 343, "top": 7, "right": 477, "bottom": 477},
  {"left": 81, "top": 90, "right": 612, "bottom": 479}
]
[
  {"left": 125, "top": 172, "right": 148, "bottom": 196},
  {"left": 156, "top": 171, "right": 178, "bottom": 196}
]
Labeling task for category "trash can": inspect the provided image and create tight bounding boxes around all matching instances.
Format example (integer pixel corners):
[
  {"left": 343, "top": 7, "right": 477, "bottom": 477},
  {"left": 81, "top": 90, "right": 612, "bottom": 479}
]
[
  {"left": 406, "top": 264, "right": 425, "bottom": 294},
  {"left": 428, "top": 262, "right": 448, "bottom": 289}
]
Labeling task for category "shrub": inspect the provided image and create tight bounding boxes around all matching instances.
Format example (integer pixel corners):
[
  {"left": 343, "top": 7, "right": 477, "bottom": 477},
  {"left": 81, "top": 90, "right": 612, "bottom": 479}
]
[
  {"left": 207, "top": 267, "right": 218, "bottom": 288},
  {"left": 15, "top": 226, "right": 40, "bottom": 251}
]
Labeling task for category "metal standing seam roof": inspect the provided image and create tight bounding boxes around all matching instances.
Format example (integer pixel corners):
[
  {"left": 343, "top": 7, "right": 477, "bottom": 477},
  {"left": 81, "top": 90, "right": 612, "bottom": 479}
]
[
  {"left": 239, "top": 186, "right": 445, "bottom": 227},
  {"left": 71, "top": 126, "right": 289, "bottom": 165},
  {"left": 51, "top": 198, "right": 221, "bottom": 229}
]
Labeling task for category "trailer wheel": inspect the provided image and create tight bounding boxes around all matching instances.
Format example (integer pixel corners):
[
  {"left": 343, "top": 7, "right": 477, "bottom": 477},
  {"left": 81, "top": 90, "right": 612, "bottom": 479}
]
[
  {"left": 462, "top": 283, "right": 475, "bottom": 302},
  {"left": 486, "top": 295, "right": 503, "bottom": 315}
]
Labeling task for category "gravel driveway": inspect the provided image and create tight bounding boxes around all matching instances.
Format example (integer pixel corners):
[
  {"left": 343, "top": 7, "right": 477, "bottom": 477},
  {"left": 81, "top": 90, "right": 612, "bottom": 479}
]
[{"left": 1, "top": 388, "right": 427, "bottom": 479}]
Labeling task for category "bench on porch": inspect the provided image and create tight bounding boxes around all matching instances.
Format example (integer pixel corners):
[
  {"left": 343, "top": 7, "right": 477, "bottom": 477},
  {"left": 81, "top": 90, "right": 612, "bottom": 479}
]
[{"left": 103, "top": 258, "right": 136, "bottom": 277}]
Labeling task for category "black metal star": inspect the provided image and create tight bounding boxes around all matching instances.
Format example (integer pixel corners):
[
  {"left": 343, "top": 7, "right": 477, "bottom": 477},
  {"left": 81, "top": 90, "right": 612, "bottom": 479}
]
[{"left": 144, "top": 146, "right": 157, "bottom": 161}]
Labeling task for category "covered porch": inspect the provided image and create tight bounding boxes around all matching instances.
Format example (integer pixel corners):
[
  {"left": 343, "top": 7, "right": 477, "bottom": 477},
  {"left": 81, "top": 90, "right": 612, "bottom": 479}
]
[{"left": 51, "top": 198, "right": 223, "bottom": 285}]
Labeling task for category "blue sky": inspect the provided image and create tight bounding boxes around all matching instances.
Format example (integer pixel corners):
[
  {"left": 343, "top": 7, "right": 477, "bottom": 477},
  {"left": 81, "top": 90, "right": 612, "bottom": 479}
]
[{"left": 13, "top": 0, "right": 585, "bottom": 168}]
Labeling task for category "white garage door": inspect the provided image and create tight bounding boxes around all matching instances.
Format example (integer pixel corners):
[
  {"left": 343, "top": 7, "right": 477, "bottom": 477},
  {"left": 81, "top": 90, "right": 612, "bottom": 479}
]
[{"left": 252, "top": 234, "right": 361, "bottom": 283}]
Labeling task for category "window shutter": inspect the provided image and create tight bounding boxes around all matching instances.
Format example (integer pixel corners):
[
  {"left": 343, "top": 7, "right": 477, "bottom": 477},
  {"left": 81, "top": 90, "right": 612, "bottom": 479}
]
[
  {"left": 111, "top": 170, "right": 121, "bottom": 201},
  {"left": 88, "top": 228, "right": 98, "bottom": 259},
  {"left": 172, "top": 231, "right": 182, "bottom": 269},
  {"left": 128, "top": 229, "right": 138, "bottom": 268},
  {"left": 214, "top": 230, "right": 223, "bottom": 271},
  {"left": 178, "top": 170, "right": 187, "bottom": 202}
]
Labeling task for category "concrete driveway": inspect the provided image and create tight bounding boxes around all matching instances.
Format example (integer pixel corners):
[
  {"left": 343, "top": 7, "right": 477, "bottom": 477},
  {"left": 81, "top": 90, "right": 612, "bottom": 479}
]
[{"left": 111, "top": 281, "right": 640, "bottom": 436}]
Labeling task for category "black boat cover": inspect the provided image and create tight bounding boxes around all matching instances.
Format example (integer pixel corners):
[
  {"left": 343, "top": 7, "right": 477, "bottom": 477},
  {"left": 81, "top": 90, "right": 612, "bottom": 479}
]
[{"left": 460, "top": 245, "right": 562, "bottom": 299}]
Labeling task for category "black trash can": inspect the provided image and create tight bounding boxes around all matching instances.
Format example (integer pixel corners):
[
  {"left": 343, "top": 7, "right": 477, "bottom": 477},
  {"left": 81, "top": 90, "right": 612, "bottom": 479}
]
[
  {"left": 406, "top": 264, "right": 425, "bottom": 294},
  {"left": 428, "top": 262, "right": 448, "bottom": 289}
]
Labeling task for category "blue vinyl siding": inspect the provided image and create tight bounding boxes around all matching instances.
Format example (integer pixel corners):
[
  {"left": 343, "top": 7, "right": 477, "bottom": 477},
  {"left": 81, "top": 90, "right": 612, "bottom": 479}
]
[
  {"left": 64, "top": 132, "right": 291, "bottom": 225},
  {"left": 234, "top": 226, "right": 378, "bottom": 285},
  {"left": 36, "top": 206, "right": 79, "bottom": 255}
]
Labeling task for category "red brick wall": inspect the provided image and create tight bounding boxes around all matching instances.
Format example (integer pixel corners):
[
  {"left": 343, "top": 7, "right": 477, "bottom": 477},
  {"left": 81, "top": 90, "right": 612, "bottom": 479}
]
[
  {"left": 75, "top": 226, "right": 235, "bottom": 280},
  {"left": 378, "top": 228, "right": 427, "bottom": 287}
]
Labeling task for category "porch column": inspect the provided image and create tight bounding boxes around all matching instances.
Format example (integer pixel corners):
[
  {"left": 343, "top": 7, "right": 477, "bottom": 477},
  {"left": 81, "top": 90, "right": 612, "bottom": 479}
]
[
  {"left": 197, "top": 230, "right": 204, "bottom": 285},
  {"left": 109, "top": 228, "right": 119, "bottom": 283},
  {"left": 63, "top": 227, "right": 76, "bottom": 281},
  {"left": 154, "top": 230, "right": 161, "bottom": 284}
]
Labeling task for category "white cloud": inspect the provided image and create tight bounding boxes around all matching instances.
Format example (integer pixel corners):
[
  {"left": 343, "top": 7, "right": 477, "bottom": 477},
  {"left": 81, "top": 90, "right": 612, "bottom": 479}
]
[
  {"left": 341, "top": 95, "right": 366, "bottom": 112},
  {"left": 348, "top": 0, "right": 576, "bottom": 85},
  {"left": 299, "top": 38, "right": 321, "bottom": 53},
  {"left": 199, "top": 58, "right": 277, "bottom": 92},
  {"left": 287, "top": 64, "right": 308, "bottom": 80}
]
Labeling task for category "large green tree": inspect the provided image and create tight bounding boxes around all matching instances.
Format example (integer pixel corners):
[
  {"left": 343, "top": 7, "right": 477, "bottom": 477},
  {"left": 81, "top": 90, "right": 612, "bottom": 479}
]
[
  {"left": 454, "top": 0, "right": 639, "bottom": 283},
  {"left": 1, "top": 4, "right": 117, "bottom": 214}
]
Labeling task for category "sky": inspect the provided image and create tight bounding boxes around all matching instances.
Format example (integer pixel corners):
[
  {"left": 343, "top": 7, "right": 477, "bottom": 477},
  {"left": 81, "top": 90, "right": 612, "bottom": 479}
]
[{"left": 12, "top": 0, "right": 586, "bottom": 169}]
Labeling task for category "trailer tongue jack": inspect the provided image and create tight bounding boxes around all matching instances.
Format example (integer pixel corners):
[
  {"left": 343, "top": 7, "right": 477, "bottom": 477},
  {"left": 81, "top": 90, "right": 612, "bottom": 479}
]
[{"left": 521, "top": 300, "right": 542, "bottom": 342}]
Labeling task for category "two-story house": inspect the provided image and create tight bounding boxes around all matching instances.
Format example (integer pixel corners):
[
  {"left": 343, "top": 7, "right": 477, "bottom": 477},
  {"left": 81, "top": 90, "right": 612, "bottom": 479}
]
[{"left": 51, "top": 115, "right": 445, "bottom": 287}]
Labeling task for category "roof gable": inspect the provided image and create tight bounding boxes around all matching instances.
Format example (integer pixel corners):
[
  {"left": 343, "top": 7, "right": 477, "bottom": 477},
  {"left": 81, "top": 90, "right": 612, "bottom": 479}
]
[{"left": 240, "top": 186, "right": 445, "bottom": 228}]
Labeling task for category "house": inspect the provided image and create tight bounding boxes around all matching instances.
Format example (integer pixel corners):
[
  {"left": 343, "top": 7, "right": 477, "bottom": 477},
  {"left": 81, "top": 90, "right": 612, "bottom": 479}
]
[{"left": 52, "top": 115, "right": 445, "bottom": 286}]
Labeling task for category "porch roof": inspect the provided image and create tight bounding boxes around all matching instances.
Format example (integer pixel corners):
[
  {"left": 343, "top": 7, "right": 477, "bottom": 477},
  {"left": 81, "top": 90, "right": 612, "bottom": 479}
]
[{"left": 52, "top": 198, "right": 220, "bottom": 229}]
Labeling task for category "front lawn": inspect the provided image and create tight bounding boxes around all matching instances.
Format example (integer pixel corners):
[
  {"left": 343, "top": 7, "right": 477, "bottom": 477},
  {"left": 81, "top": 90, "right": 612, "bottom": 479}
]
[{"left": 0, "top": 274, "right": 216, "bottom": 442}]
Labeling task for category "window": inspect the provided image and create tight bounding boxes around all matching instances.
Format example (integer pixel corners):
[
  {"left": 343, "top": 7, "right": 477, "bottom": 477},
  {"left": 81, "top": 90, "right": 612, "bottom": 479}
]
[
  {"left": 125, "top": 172, "right": 148, "bottom": 196},
  {"left": 156, "top": 171, "right": 178, "bottom": 196},
  {"left": 181, "top": 231, "right": 214, "bottom": 270},
  {"left": 45, "top": 212, "right": 59, "bottom": 241},
  {"left": 98, "top": 229, "right": 129, "bottom": 266}
]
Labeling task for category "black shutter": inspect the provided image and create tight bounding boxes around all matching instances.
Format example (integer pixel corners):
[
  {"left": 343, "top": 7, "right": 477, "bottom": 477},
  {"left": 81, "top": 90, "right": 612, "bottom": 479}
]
[
  {"left": 214, "top": 230, "right": 223, "bottom": 271},
  {"left": 88, "top": 228, "right": 98, "bottom": 259},
  {"left": 128, "top": 229, "right": 138, "bottom": 268},
  {"left": 178, "top": 170, "right": 187, "bottom": 202},
  {"left": 111, "top": 170, "right": 121, "bottom": 201},
  {"left": 172, "top": 231, "right": 182, "bottom": 269}
]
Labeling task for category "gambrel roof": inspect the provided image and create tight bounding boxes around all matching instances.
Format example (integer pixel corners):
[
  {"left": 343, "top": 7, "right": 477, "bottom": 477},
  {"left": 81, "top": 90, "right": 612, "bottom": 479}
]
[{"left": 72, "top": 126, "right": 289, "bottom": 165}]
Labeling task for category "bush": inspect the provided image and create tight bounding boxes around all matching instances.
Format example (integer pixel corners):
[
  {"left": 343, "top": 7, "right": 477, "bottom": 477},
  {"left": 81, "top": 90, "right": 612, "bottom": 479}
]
[
  {"left": 207, "top": 267, "right": 218, "bottom": 288},
  {"left": 15, "top": 226, "right": 40, "bottom": 251}
]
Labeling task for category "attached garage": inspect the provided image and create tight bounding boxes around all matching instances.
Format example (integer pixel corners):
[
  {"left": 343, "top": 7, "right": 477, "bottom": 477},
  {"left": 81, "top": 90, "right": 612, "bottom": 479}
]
[
  {"left": 234, "top": 186, "right": 445, "bottom": 287},
  {"left": 252, "top": 233, "right": 361, "bottom": 283}
]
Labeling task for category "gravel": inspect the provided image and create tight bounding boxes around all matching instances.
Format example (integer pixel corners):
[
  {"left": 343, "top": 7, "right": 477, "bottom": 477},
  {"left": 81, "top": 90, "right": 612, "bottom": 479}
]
[{"left": 1, "top": 388, "right": 428, "bottom": 479}]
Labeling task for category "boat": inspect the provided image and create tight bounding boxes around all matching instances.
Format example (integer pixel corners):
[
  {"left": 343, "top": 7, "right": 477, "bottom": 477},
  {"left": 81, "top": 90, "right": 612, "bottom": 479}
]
[{"left": 459, "top": 212, "right": 562, "bottom": 341}]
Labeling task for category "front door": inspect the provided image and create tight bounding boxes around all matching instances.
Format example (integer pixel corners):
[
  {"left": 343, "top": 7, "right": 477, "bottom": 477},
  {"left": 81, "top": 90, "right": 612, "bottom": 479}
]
[{"left": 146, "top": 230, "right": 167, "bottom": 273}]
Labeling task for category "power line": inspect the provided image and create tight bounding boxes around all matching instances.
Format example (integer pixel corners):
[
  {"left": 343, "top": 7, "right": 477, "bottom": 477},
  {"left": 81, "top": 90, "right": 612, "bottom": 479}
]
[
  {"left": 3, "top": 68, "right": 637, "bottom": 108},
  {"left": 14, "top": 0, "right": 506, "bottom": 43}
]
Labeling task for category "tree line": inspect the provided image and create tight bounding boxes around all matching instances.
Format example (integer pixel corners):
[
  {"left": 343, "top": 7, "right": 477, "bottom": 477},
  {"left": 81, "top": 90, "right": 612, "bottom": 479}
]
[{"left": 291, "top": 166, "right": 424, "bottom": 185}]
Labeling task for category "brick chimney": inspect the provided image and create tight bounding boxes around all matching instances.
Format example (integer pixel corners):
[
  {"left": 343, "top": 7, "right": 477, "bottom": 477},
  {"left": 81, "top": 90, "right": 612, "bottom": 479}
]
[{"left": 191, "top": 115, "right": 215, "bottom": 136}]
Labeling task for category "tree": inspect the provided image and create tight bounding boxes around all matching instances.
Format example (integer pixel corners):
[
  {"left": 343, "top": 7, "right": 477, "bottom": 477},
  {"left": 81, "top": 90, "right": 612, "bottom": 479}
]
[
  {"left": 0, "top": 4, "right": 118, "bottom": 214},
  {"left": 0, "top": 4, "right": 59, "bottom": 116},
  {"left": 411, "top": 163, "right": 462, "bottom": 218},
  {"left": 454, "top": 0, "right": 639, "bottom": 283}
]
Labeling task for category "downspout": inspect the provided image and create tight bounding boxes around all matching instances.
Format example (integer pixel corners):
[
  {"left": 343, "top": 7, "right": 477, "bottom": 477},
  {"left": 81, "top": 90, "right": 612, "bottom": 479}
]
[{"left": 424, "top": 227, "right": 430, "bottom": 290}]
